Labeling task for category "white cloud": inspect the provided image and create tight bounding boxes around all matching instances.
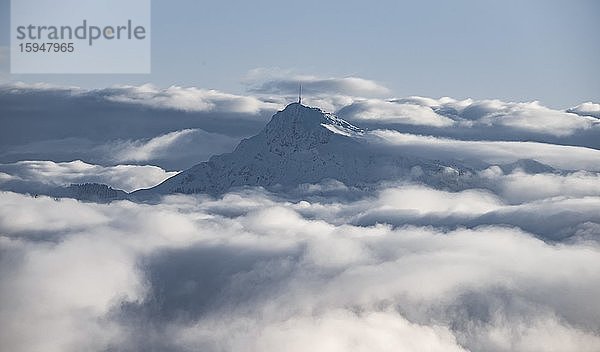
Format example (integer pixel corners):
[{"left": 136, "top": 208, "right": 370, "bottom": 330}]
[
  {"left": 568, "top": 102, "right": 600, "bottom": 119},
  {"left": 0, "top": 80, "right": 79, "bottom": 92},
  {"left": 470, "top": 312, "right": 600, "bottom": 352},
  {"left": 0, "top": 191, "right": 109, "bottom": 233},
  {"left": 103, "top": 84, "right": 279, "bottom": 115},
  {"left": 481, "top": 167, "right": 600, "bottom": 203},
  {"left": 245, "top": 68, "right": 390, "bottom": 97},
  {"left": 366, "top": 130, "right": 600, "bottom": 171},
  {"left": 371, "top": 185, "right": 504, "bottom": 215},
  {"left": 464, "top": 100, "right": 596, "bottom": 137},
  {"left": 335, "top": 97, "right": 599, "bottom": 141},
  {"left": 0, "top": 160, "right": 176, "bottom": 192},
  {"left": 178, "top": 309, "right": 467, "bottom": 352},
  {"left": 338, "top": 99, "right": 455, "bottom": 127},
  {"left": 2, "top": 79, "right": 600, "bottom": 352},
  {"left": 3, "top": 82, "right": 599, "bottom": 164},
  {"left": 115, "top": 129, "right": 198, "bottom": 162},
  {"left": 1, "top": 182, "right": 600, "bottom": 352},
  {"left": 0, "top": 82, "right": 279, "bottom": 116}
]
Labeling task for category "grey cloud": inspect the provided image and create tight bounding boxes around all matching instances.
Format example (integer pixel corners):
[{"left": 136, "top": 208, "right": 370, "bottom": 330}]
[
  {"left": 0, "top": 83, "right": 270, "bottom": 169},
  {"left": 1, "top": 129, "right": 239, "bottom": 171}
]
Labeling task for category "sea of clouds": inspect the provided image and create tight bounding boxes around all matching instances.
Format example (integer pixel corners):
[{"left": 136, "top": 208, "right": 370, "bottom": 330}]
[
  {"left": 1, "top": 75, "right": 599, "bottom": 351},
  {"left": 1, "top": 176, "right": 600, "bottom": 351}
]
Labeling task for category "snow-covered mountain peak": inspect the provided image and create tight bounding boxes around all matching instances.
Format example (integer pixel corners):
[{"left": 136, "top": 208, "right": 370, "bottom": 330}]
[
  {"left": 236, "top": 102, "right": 364, "bottom": 158},
  {"left": 132, "top": 103, "right": 472, "bottom": 197},
  {"left": 264, "top": 103, "right": 363, "bottom": 145}
]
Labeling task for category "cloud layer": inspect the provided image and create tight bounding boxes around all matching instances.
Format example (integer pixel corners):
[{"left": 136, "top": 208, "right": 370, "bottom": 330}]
[
  {"left": 0, "top": 83, "right": 263, "bottom": 169},
  {"left": 338, "top": 98, "right": 600, "bottom": 146},
  {"left": 2, "top": 82, "right": 598, "bottom": 172},
  {"left": 2, "top": 77, "right": 599, "bottom": 352},
  {"left": 101, "top": 84, "right": 279, "bottom": 114},
  {"left": 366, "top": 130, "right": 600, "bottom": 171},
  {"left": 1, "top": 171, "right": 599, "bottom": 351}
]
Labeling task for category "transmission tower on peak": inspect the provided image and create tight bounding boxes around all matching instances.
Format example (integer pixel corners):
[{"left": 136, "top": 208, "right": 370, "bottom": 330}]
[{"left": 298, "top": 84, "right": 302, "bottom": 105}]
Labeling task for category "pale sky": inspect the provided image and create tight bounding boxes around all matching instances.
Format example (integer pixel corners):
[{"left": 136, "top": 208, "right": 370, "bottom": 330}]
[{"left": 0, "top": 0, "right": 598, "bottom": 108}]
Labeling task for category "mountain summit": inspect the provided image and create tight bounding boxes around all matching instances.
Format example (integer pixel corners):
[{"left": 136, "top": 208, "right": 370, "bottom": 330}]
[{"left": 133, "top": 103, "right": 469, "bottom": 197}]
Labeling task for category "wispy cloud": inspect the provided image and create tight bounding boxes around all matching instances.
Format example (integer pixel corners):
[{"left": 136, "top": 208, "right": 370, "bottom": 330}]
[
  {"left": 104, "top": 128, "right": 240, "bottom": 166},
  {"left": 1, "top": 81, "right": 599, "bottom": 172}
]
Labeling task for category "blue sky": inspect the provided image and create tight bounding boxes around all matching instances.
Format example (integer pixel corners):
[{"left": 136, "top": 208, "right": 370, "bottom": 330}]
[{"left": 0, "top": 0, "right": 598, "bottom": 108}]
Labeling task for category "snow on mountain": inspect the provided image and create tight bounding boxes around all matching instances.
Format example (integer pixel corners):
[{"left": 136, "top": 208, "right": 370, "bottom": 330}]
[{"left": 132, "top": 103, "right": 473, "bottom": 197}]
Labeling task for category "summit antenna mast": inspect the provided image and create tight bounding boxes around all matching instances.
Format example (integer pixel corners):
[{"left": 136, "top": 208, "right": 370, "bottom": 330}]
[{"left": 298, "top": 84, "right": 302, "bottom": 105}]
